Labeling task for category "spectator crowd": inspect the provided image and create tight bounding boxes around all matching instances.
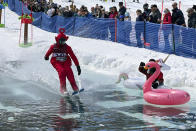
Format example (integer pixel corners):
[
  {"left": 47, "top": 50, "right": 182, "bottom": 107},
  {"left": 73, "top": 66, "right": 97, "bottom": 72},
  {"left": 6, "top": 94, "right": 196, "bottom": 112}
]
[
  {"left": 19, "top": 0, "right": 196, "bottom": 54},
  {"left": 19, "top": 0, "right": 196, "bottom": 28},
  {"left": 19, "top": 0, "right": 130, "bottom": 20},
  {"left": 18, "top": 0, "right": 196, "bottom": 28}
]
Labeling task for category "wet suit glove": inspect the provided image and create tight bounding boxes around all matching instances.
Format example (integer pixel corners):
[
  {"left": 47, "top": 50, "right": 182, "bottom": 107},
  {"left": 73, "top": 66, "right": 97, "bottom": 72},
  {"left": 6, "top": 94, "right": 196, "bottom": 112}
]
[
  {"left": 77, "top": 66, "right": 81, "bottom": 76},
  {"left": 152, "top": 81, "right": 159, "bottom": 89},
  {"left": 44, "top": 56, "right": 49, "bottom": 60},
  {"left": 140, "top": 62, "right": 145, "bottom": 67}
]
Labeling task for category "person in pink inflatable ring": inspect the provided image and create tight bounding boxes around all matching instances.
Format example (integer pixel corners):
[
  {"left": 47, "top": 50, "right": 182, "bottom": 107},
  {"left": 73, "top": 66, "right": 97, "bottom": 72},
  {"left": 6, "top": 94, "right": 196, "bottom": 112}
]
[
  {"left": 139, "top": 59, "right": 164, "bottom": 89},
  {"left": 44, "top": 28, "right": 82, "bottom": 95}
]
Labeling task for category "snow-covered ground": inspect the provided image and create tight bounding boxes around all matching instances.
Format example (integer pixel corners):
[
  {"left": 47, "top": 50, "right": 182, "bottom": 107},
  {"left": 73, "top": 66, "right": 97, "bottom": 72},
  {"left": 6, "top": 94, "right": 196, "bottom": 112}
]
[
  {"left": 1, "top": 3, "right": 196, "bottom": 90},
  {"left": 1, "top": 2, "right": 196, "bottom": 130}
]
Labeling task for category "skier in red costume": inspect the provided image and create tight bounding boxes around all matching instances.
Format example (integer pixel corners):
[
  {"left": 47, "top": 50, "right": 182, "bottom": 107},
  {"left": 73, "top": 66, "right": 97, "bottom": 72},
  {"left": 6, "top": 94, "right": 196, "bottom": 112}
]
[{"left": 45, "top": 28, "right": 82, "bottom": 95}]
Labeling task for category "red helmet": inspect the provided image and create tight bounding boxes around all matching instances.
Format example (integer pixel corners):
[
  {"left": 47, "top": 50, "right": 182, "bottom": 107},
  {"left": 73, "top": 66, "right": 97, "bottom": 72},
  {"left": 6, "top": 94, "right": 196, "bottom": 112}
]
[{"left": 55, "top": 28, "right": 69, "bottom": 44}]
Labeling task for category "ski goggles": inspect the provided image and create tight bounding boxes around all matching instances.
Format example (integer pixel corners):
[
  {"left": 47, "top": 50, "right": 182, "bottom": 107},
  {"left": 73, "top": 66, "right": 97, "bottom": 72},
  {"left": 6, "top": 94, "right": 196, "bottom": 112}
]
[{"left": 59, "top": 38, "right": 66, "bottom": 45}]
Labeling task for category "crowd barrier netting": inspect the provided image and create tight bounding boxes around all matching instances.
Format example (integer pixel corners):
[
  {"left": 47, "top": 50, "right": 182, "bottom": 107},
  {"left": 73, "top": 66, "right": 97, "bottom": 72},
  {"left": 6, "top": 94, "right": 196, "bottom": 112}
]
[{"left": 6, "top": 0, "right": 196, "bottom": 58}]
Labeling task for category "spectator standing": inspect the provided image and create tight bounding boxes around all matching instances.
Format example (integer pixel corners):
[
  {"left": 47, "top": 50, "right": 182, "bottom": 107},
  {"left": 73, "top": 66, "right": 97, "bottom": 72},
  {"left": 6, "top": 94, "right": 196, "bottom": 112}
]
[
  {"left": 163, "top": 8, "right": 172, "bottom": 24},
  {"left": 94, "top": 4, "right": 99, "bottom": 16},
  {"left": 142, "top": 3, "right": 151, "bottom": 21},
  {"left": 187, "top": 8, "right": 196, "bottom": 28},
  {"left": 47, "top": 5, "right": 55, "bottom": 17},
  {"left": 149, "top": 4, "right": 161, "bottom": 24},
  {"left": 100, "top": 8, "right": 109, "bottom": 18},
  {"left": 96, "top": 7, "right": 102, "bottom": 18},
  {"left": 171, "top": 2, "right": 186, "bottom": 54},
  {"left": 162, "top": 8, "right": 172, "bottom": 52},
  {"left": 90, "top": 7, "right": 96, "bottom": 17},
  {"left": 109, "top": 6, "right": 118, "bottom": 19},
  {"left": 118, "top": 2, "right": 126, "bottom": 21},
  {"left": 62, "top": 6, "right": 73, "bottom": 17},
  {"left": 135, "top": 9, "right": 144, "bottom": 47},
  {"left": 108, "top": 7, "right": 118, "bottom": 42},
  {"left": 147, "top": 4, "right": 161, "bottom": 50},
  {"left": 172, "top": 2, "right": 185, "bottom": 26},
  {"left": 186, "top": 8, "right": 196, "bottom": 57}
]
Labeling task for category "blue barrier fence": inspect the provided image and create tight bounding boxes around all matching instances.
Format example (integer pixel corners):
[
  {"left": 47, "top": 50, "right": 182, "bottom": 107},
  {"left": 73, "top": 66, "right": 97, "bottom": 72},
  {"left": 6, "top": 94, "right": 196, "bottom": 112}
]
[{"left": 6, "top": 0, "right": 196, "bottom": 58}]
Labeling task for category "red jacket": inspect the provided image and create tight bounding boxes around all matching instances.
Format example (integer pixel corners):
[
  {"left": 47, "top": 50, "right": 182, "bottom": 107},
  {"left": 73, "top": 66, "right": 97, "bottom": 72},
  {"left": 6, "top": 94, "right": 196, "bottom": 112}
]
[
  {"left": 45, "top": 44, "right": 79, "bottom": 67},
  {"left": 139, "top": 66, "right": 164, "bottom": 84},
  {"left": 163, "top": 12, "right": 172, "bottom": 24},
  {"left": 109, "top": 12, "right": 118, "bottom": 19}
]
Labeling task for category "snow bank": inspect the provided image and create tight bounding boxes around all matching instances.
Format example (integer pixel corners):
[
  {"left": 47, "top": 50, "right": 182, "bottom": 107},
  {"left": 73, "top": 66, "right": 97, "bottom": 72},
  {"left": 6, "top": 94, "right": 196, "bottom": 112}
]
[{"left": 1, "top": 4, "right": 196, "bottom": 90}]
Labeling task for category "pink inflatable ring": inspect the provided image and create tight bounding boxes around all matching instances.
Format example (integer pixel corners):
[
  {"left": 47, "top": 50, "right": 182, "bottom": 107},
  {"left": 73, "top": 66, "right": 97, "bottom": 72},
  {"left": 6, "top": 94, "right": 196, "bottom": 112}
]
[{"left": 143, "top": 62, "right": 190, "bottom": 105}]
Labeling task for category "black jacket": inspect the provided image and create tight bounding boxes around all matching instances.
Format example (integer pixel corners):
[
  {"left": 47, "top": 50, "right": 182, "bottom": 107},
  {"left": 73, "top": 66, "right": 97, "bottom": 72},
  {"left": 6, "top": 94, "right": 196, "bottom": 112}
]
[
  {"left": 188, "top": 12, "right": 196, "bottom": 28},
  {"left": 149, "top": 9, "right": 161, "bottom": 24},
  {"left": 119, "top": 6, "right": 126, "bottom": 16},
  {"left": 119, "top": 6, "right": 126, "bottom": 21},
  {"left": 142, "top": 9, "right": 151, "bottom": 21},
  {"left": 172, "top": 8, "right": 185, "bottom": 25}
]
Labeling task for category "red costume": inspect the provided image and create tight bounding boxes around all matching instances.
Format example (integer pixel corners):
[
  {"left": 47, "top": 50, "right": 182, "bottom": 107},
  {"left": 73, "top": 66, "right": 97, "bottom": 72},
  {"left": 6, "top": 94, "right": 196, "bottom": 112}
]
[
  {"left": 139, "top": 66, "right": 164, "bottom": 84},
  {"left": 139, "top": 60, "right": 164, "bottom": 89},
  {"left": 45, "top": 28, "right": 80, "bottom": 93}
]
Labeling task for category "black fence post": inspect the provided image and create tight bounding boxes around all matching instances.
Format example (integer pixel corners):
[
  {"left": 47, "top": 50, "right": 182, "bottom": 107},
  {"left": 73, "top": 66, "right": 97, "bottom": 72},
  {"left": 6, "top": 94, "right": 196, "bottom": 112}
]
[
  {"left": 172, "top": 24, "right": 176, "bottom": 54},
  {"left": 144, "top": 21, "right": 146, "bottom": 48}
]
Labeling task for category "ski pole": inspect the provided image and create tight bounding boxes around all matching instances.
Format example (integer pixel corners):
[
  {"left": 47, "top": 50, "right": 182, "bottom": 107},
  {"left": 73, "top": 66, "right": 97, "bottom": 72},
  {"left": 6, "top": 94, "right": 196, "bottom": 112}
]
[{"left": 163, "top": 54, "right": 171, "bottom": 63}]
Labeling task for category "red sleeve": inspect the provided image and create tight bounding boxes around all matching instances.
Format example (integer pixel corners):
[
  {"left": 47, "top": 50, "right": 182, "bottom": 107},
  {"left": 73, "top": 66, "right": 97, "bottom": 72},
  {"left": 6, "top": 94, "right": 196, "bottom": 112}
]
[
  {"left": 67, "top": 46, "right": 79, "bottom": 66},
  {"left": 167, "top": 15, "right": 172, "bottom": 24},
  {"left": 157, "top": 72, "right": 164, "bottom": 84},
  {"left": 45, "top": 45, "right": 54, "bottom": 58}
]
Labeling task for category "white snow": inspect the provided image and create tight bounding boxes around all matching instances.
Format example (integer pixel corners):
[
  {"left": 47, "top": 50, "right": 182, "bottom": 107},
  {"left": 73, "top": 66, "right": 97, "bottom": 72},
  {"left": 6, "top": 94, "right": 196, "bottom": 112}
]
[
  {"left": 1, "top": 3, "right": 196, "bottom": 89},
  {"left": 1, "top": 1, "right": 196, "bottom": 129},
  {"left": 0, "top": 0, "right": 196, "bottom": 103}
]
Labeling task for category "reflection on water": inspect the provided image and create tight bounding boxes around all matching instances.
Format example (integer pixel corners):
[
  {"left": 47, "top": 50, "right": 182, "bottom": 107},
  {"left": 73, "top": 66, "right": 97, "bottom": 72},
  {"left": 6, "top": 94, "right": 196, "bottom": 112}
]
[
  {"left": 143, "top": 104, "right": 188, "bottom": 117},
  {"left": 53, "top": 96, "right": 85, "bottom": 131},
  {"left": 0, "top": 74, "right": 196, "bottom": 130}
]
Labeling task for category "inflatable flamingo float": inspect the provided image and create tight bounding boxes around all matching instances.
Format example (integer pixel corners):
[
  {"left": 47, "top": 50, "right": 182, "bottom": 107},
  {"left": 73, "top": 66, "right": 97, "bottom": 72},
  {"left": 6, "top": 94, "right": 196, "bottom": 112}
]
[{"left": 143, "top": 62, "right": 190, "bottom": 105}]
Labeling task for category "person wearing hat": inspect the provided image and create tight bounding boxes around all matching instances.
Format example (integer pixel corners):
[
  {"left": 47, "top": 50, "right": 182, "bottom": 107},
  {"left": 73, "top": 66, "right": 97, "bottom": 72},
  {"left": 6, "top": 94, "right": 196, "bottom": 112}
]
[
  {"left": 187, "top": 8, "right": 196, "bottom": 28},
  {"left": 142, "top": 3, "right": 151, "bottom": 21},
  {"left": 187, "top": 8, "right": 196, "bottom": 57},
  {"left": 44, "top": 28, "right": 82, "bottom": 95},
  {"left": 139, "top": 59, "right": 164, "bottom": 89},
  {"left": 118, "top": 2, "right": 126, "bottom": 21}
]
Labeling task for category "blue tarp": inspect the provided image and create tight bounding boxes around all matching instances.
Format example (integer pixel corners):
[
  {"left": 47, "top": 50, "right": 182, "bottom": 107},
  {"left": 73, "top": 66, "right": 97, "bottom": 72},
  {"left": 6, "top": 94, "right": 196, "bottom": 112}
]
[{"left": 7, "top": 0, "right": 196, "bottom": 58}]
